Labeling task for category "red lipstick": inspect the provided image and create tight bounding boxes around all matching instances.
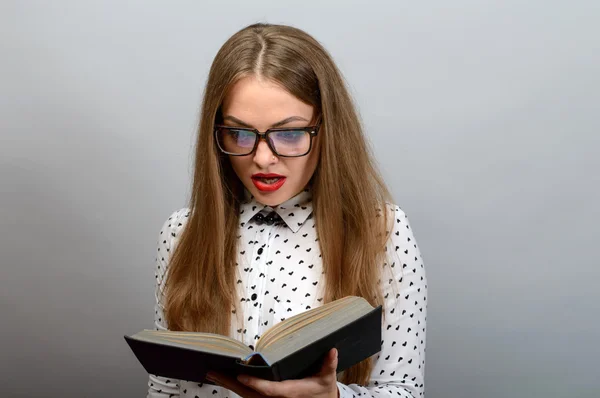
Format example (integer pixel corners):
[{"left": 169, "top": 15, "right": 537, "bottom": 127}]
[{"left": 251, "top": 173, "right": 286, "bottom": 192}]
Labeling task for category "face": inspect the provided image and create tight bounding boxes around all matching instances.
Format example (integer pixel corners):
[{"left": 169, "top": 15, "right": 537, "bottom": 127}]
[{"left": 220, "top": 75, "right": 320, "bottom": 207}]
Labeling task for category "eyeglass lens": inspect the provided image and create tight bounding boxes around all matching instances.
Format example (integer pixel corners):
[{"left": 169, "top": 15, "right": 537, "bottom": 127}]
[{"left": 218, "top": 128, "right": 311, "bottom": 156}]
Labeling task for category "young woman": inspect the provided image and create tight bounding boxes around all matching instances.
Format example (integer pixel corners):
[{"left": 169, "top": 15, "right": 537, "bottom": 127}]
[{"left": 149, "top": 23, "right": 427, "bottom": 398}]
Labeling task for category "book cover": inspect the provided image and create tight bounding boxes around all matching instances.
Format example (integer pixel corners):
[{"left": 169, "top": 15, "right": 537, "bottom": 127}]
[{"left": 125, "top": 304, "right": 382, "bottom": 383}]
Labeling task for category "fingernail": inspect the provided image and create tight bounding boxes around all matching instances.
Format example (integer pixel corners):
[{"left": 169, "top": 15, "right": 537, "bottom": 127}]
[
  {"left": 237, "top": 375, "right": 249, "bottom": 383},
  {"left": 206, "top": 372, "right": 217, "bottom": 382}
]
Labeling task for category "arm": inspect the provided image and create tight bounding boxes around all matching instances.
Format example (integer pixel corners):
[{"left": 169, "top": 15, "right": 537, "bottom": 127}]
[
  {"left": 337, "top": 205, "right": 427, "bottom": 398},
  {"left": 147, "top": 210, "right": 188, "bottom": 398}
]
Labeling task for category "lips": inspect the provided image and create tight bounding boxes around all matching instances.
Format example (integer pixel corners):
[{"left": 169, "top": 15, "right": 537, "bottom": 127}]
[{"left": 251, "top": 173, "right": 286, "bottom": 192}]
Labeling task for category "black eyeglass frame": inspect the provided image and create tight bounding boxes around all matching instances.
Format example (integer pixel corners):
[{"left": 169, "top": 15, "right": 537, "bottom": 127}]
[{"left": 214, "top": 124, "right": 320, "bottom": 157}]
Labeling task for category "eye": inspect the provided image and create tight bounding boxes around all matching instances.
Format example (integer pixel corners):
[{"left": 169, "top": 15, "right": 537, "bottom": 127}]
[
  {"left": 231, "top": 129, "right": 255, "bottom": 141},
  {"left": 276, "top": 130, "right": 304, "bottom": 141}
]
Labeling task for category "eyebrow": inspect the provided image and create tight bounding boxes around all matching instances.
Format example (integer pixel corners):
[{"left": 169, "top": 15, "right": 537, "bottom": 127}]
[{"left": 222, "top": 115, "right": 309, "bottom": 129}]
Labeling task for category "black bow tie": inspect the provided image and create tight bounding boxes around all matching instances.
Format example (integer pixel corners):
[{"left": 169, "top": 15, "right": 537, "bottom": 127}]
[{"left": 252, "top": 211, "right": 283, "bottom": 226}]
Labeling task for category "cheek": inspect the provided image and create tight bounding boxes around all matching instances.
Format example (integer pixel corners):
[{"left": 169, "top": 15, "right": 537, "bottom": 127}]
[
  {"left": 290, "top": 150, "right": 320, "bottom": 180},
  {"left": 228, "top": 156, "right": 250, "bottom": 177},
  {"left": 306, "top": 141, "right": 321, "bottom": 175},
  {"left": 306, "top": 153, "right": 320, "bottom": 176}
]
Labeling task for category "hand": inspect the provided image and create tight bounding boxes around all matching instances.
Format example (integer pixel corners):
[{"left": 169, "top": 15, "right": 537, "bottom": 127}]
[{"left": 206, "top": 348, "right": 340, "bottom": 398}]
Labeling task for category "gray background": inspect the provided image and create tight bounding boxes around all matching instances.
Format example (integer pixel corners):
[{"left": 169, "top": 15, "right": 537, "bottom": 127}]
[{"left": 1, "top": 1, "right": 598, "bottom": 397}]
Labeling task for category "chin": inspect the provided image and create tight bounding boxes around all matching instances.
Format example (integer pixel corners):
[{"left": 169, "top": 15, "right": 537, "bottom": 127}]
[
  {"left": 253, "top": 191, "right": 287, "bottom": 207},
  {"left": 246, "top": 182, "right": 294, "bottom": 207}
]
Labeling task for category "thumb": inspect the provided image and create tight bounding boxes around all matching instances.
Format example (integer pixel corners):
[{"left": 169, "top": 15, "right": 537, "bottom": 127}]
[{"left": 319, "top": 348, "right": 338, "bottom": 376}]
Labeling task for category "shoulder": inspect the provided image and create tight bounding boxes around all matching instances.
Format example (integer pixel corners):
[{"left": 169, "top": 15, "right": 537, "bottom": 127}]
[
  {"left": 384, "top": 202, "right": 406, "bottom": 219},
  {"left": 154, "top": 208, "right": 190, "bottom": 280},
  {"left": 380, "top": 201, "right": 427, "bottom": 297},
  {"left": 158, "top": 208, "right": 191, "bottom": 238},
  {"left": 381, "top": 202, "right": 422, "bottom": 262},
  {"left": 382, "top": 202, "right": 411, "bottom": 233}
]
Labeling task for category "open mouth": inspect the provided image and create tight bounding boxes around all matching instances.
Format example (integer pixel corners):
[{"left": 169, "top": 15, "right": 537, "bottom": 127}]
[
  {"left": 255, "top": 177, "right": 282, "bottom": 184},
  {"left": 251, "top": 174, "right": 286, "bottom": 192}
]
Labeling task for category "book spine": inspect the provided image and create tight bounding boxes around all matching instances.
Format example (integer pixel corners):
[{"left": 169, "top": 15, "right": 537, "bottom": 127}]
[
  {"left": 235, "top": 356, "right": 278, "bottom": 381},
  {"left": 271, "top": 361, "right": 281, "bottom": 381}
]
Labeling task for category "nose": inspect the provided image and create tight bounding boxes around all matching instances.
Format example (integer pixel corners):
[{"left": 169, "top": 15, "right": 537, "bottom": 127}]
[{"left": 252, "top": 138, "right": 277, "bottom": 167}]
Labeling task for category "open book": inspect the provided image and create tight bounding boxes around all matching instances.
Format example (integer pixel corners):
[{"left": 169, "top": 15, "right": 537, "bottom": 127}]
[{"left": 125, "top": 296, "right": 382, "bottom": 383}]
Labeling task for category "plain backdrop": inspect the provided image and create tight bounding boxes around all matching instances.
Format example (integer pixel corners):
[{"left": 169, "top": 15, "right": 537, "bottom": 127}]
[{"left": 1, "top": 1, "right": 599, "bottom": 397}]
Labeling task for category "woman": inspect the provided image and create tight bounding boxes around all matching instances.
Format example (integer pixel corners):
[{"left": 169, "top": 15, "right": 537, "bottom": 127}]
[{"left": 149, "top": 23, "right": 427, "bottom": 398}]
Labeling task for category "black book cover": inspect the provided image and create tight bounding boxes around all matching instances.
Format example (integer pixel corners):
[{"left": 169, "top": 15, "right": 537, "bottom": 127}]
[{"left": 125, "top": 305, "right": 382, "bottom": 383}]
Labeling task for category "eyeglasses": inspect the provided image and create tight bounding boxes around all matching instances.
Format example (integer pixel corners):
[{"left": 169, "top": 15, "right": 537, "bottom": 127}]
[{"left": 214, "top": 124, "right": 320, "bottom": 157}]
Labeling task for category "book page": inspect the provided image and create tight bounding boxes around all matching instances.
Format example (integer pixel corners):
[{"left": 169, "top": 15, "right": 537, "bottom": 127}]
[
  {"left": 258, "top": 297, "right": 374, "bottom": 364},
  {"left": 256, "top": 296, "right": 357, "bottom": 350},
  {"left": 130, "top": 330, "right": 252, "bottom": 358}
]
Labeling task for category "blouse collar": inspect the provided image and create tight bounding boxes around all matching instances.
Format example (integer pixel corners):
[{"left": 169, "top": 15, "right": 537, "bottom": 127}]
[{"left": 239, "top": 187, "right": 313, "bottom": 233}]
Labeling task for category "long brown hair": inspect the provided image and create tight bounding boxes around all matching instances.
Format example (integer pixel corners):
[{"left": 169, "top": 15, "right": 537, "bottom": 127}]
[{"left": 164, "top": 23, "right": 393, "bottom": 385}]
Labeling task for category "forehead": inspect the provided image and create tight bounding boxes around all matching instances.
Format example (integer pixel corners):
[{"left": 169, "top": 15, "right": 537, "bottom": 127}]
[{"left": 222, "top": 76, "right": 314, "bottom": 128}]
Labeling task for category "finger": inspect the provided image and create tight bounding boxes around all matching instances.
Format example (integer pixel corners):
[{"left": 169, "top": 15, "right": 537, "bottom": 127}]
[
  {"left": 238, "top": 375, "right": 297, "bottom": 397},
  {"left": 207, "top": 373, "right": 264, "bottom": 398},
  {"left": 318, "top": 348, "right": 338, "bottom": 376}
]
